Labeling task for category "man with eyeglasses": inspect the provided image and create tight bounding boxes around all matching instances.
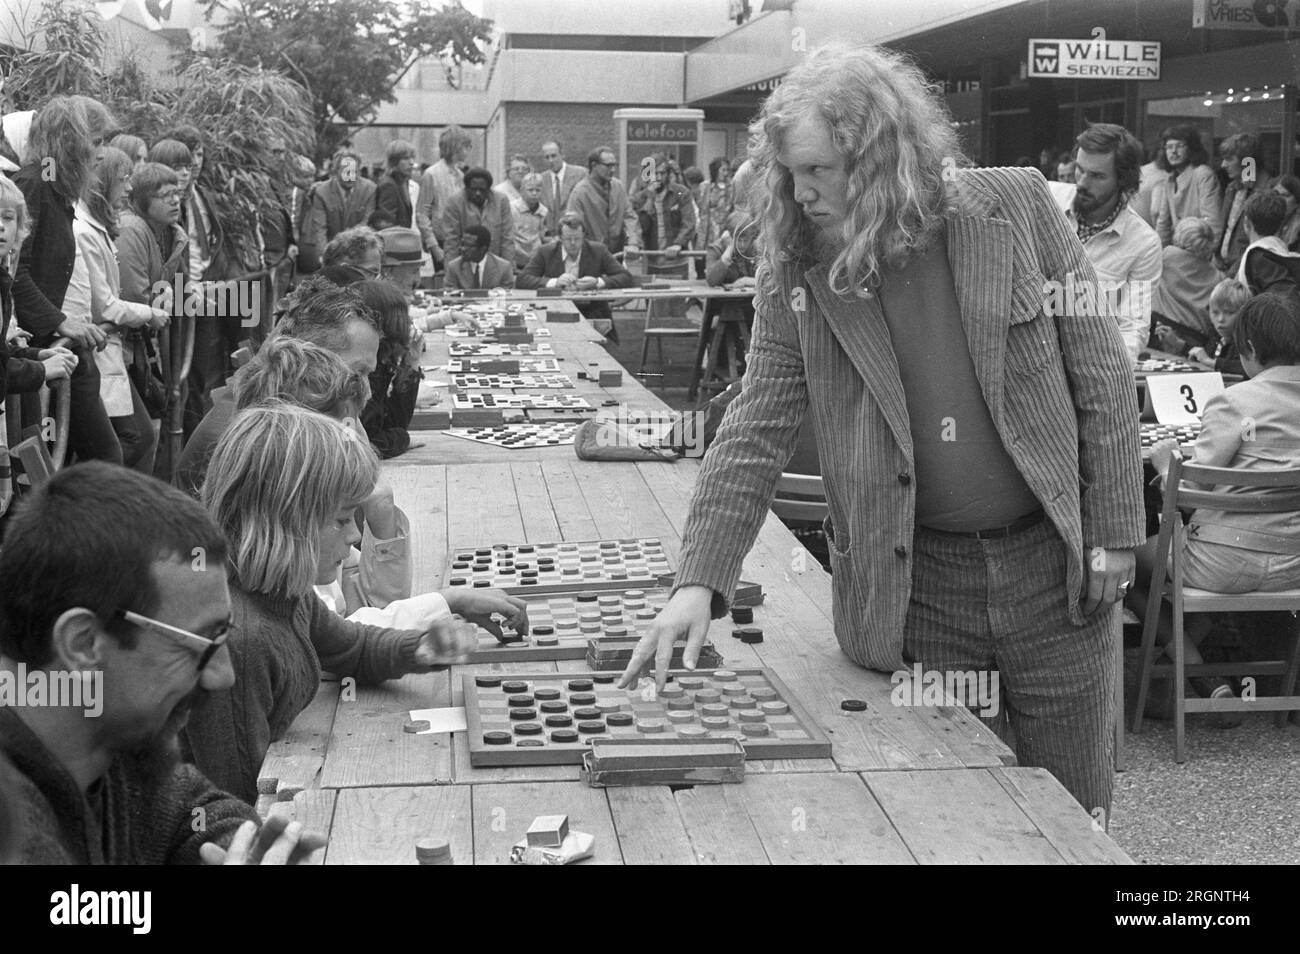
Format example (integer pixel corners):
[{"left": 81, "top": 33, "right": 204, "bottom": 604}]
[
  {"left": 0, "top": 463, "right": 323, "bottom": 864},
  {"left": 565, "top": 146, "right": 640, "bottom": 256}
]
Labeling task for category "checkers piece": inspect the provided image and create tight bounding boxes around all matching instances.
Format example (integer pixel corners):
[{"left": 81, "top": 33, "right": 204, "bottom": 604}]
[
  {"left": 539, "top": 700, "right": 568, "bottom": 713},
  {"left": 741, "top": 722, "right": 771, "bottom": 737},
  {"left": 484, "top": 730, "right": 513, "bottom": 745},
  {"left": 517, "top": 738, "right": 546, "bottom": 747},
  {"left": 739, "top": 628, "right": 763, "bottom": 645},
  {"left": 595, "top": 699, "right": 622, "bottom": 714},
  {"left": 679, "top": 725, "right": 708, "bottom": 738},
  {"left": 403, "top": 719, "right": 430, "bottom": 734},
  {"left": 533, "top": 687, "right": 562, "bottom": 701},
  {"left": 501, "top": 680, "right": 529, "bottom": 694},
  {"left": 730, "top": 606, "right": 754, "bottom": 625},
  {"left": 544, "top": 714, "right": 573, "bottom": 727},
  {"left": 570, "top": 692, "right": 597, "bottom": 706},
  {"left": 474, "top": 675, "right": 503, "bottom": 688},
  {"left": 841, "top": 698, "right": 868, "bottom": 712},
  {"left": 759, "top": 700, "right": 790, "bottom": 716},
  {"left": 578, "top": 720, "right": 605, "bottom": 734},
  {"left": 507, "top": 694, "right": 534, "bottom": 707},
  {"left": 636, "top": 718, "right": 666, "bottom": 733},
  {"left": 738, "top": 709, "right": 767, "bottom": 723},
  {"left": 606, "top": 712, "right": 634, "bottom": 727},
  {"left": 508, "top": 708, "right": 538, "bottom": 721},
  {"left": 568, "top": 679, "right": 594, "bottom": 692},
  {"left": 701, "top": 716, "right": 730, "bottom": 730},
  {"left": 677, "top": 676, "right": 706, "bottom": 689},
  {"left": 713, "top": 670, "right": 738, "bottom": 682},
  {"left": 514, "top": 722, "right": 543, "bottom": 735},
  {"left": 701, "top": 703, "right": 730, "bottom": 718},
  {"left": 668, "top": 709, "right": 696, "bottom": 723},
  {"left": 551, "top": 728, "right": 580, "bottom": 743}
]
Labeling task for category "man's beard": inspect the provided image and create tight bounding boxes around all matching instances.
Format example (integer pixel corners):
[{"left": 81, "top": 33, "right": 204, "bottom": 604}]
[
  {"left": 1073, "top": 190, "right": 1105, "bottom": 216},
  {"left": 121, "top": 688, "right": 202, "bottom": 786}
]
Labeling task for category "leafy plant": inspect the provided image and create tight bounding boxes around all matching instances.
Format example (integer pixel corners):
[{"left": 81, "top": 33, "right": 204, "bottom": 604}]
[
  {"left": 197, "top": 0, "right": 494, "bottom": 160},
  {"left": 3, "top": 0, "right": 106, "bottom": 108}
]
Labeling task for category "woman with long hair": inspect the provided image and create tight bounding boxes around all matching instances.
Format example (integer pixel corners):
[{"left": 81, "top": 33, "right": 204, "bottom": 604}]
[
  {"left": 185, "top": 402, "right": 475, "bottom": 801},
  {"left": 10, "top": 95, "right": 123, "bottom": 464},
  {"left": 109, "top": 133, "right": 148, "bottom": 174},
  {"left": 354, "top": 278, "right": 420, "bottom": 459},
  {"left": 63, "top": 146, "right": 169, "bottom": 472}
]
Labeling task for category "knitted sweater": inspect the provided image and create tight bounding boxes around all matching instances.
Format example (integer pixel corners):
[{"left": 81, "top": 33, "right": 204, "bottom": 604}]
[
  {"left": 0, "top": 707, "right": 257, "bottom": 864},
  {"left": 184, "top": 579, "right": 424, "bottom": 803}
]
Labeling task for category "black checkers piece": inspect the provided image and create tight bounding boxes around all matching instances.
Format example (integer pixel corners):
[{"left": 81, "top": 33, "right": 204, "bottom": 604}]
[
  {"left": 533, "top": 687, "right": 562, "bottom": 701},
  {"left": 551, "top": 728, "right": 579, "bottom": 743},
  {"left": 577, "top": 593, "right": 598, "bottom": 603},
  {"left": 484, "top": 731, "right": 512, "bottom": 745},
  {"left": 473, "top": 580, "right": 491, "bottom": 588},
  {"left": 544, "top": 714, "right": 573, "bottom": 727},
  {"left": 514, "top": 722, "right": 543, "bottom": 735},
  {"left": 539, "top": 699, "right": 568, "bottom": 713},
  {"left": 592, "top": 674, "right": 617, "bottom": 684},
  {"left": 606, "top": 712, "right": 634, "bottom": 727},
  {"left": 508, "top": 708, "right": 538, "bottom": 721},
  {"left": 730, "top": 606, "right": 754, "bottom": 625},
  {"left": 569, "top": 692, "right": 597, "bottom": 706},
  {"left": 740, "top": 628, "right": 764, "bottom": 645},
  {"left": 533, "top": 625, "right": 555, "bottom": 637},
  {"left": 840, "top": 699, "right": 868, "bottom": 712},
  {"left": 517, "top": 739, "right": 545, "bottom": 747},
  {"left": 507, "top": 694, "right": 534, "bottom": 707},
  {"left": 567, "top": 679, "right": 594, "bottom": 692},
  {"left": 578, "top": 721, "right": 605, "bottom": 734},
  {"left": 501, "top": 681, "right": 529, "bottom": 694},
  {"left": 474, "top": 675, "right": 503, "bottom": 688},
  {"left": 573, "top": 707, "right": 602, "bottom": 720}
]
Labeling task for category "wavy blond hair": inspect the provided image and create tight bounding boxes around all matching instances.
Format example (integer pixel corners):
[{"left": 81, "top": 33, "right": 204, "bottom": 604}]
[
  {"left": 750, "top": 43, "right": 961, "bottom": 296},
  {"left": 202, "top": 403, "right": 379, "bottom": 598}
]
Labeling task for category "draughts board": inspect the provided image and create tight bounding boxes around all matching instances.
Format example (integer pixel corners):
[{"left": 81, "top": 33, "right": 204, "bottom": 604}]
[
  {"left": 1140, "top": 422, "right": 1202, "bottom": 448},
  {"left": 463, "top": 669, "right": 832, "bottom": 765},
  {"left": 446, "top": 325, "right": 552, "bottom": 338},
  {"left": 1136, "top": 358, "right": 1197, "bottom": 375},
  {"left": 465, "top": 586, "right": 671, "bottom": 662},
  {"left": 445, "top": 538, "right": 674, "bottom": 594},
  {"left": 443, "top": 423, "right": 579, "bottom": 449},
  {"left": 452, "top": 373, "right": 574, "bottom": 390},
  {"left": 452, "top": 393, "right": 593, "bottom": 411},
  {"left": 448, "top": 357, "right": 562, "bottom": 373},
  {"left": 448, "top": 341, "right": 555, "bottom": 357}
]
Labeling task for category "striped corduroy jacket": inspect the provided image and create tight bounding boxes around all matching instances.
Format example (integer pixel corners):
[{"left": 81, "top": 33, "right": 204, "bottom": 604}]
[{"left": 675, "top": 167, "right": 1147, "bottom": 672}]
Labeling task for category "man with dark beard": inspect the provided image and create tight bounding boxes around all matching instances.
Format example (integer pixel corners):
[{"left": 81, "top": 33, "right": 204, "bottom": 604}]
[
  {"left": 0, "top": 463, "right": 323, "bottom": 864},
  {"left": 1055, "top": 124, "right": 1163, "bottom": 360}
]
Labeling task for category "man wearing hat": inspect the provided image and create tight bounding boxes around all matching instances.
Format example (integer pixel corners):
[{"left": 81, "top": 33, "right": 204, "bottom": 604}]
[
  {"left": 445, "top": 225, "right": 515, "bottom": 292},
  {"left": 378, "top": 226, "right": 426, "bottom": 295}
]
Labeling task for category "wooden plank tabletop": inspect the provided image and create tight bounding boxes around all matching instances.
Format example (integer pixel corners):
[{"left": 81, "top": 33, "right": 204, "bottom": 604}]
[{"left": 255, "top": 324, "right": 1133, "bottom": 864}]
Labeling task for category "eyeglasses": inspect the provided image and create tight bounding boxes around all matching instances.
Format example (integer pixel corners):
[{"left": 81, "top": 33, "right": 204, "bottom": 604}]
[
  {"left": 116, "top": 609, "right": 231, "bottom": 672},
  {"left": 353, "top": 262, "right": 384, "bottom": 278}
]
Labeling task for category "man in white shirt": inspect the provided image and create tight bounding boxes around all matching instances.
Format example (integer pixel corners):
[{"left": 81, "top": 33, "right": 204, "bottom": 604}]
[{"left": 1052, "top": 124, "right": 1162, "bottom": 361}]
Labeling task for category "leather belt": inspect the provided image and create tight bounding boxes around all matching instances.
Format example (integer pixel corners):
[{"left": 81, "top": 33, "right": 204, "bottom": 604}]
[{"left": 921, "top": 509, "right": 1047, "bottom": 540}]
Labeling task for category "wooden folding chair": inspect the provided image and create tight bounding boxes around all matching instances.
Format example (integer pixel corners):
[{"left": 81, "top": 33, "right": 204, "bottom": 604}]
[{"left": 1132, "top": 454, "right": 1300, "bottom": 762}]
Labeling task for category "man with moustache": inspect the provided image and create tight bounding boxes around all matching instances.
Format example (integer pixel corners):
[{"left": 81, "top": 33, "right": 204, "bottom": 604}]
[
  {"left": 1053, "top": 124, "right": 1162, "bottom": 360},
  {"left": 0, "top": 463, "right": 323, "bottom": 864},
  {"left": 619, "top": 45, "right": 1144, "bottom": 820}
]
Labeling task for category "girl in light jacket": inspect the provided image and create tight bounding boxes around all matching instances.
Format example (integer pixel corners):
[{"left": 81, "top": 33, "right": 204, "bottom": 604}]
[{"left": 64, "top": 147, "right": 169, "bottom": 472}]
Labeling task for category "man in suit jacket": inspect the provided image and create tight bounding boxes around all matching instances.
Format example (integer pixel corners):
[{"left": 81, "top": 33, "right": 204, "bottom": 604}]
[
  {"left": 539, "top": 140, "right": 587, "bottom": 236},
  {"left": 517, "top": 213, "right": 633, "bottom": 338},
  {"left": 565, "top": 146, "right": 639, "bottom": 254},
  {"left": 301, "top": 151, "right": 377, "bottom": 272},
  {"left": 617, "top": 45, "right": 1145, "bottom": 819},
  {"left": 440, "top": 167, "right": 515, "bottom": 264},
  {"left": 1216, "top": 133, "right": 1275, "bottom": 276},
  {"left": 445, "top": 225, "right": 515, "bottom": 291}
]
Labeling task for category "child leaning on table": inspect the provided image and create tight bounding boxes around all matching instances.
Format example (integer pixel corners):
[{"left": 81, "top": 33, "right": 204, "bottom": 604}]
[
  {"left": 1187, "top": 278, "right": 1249, "bottom": 378},
  {"left": 1127, "top": 292, "right": 1300, "bottom": 714}
]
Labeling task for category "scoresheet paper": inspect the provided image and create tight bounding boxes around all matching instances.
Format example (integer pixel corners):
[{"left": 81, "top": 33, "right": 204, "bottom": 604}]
[{"left": 407, "top": 707, "right": 468, "bottom": 735}]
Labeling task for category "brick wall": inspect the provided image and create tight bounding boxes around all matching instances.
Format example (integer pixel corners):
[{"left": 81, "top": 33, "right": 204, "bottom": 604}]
[{"left": 504, "top": 102, "right": 623, "bottom": 171}]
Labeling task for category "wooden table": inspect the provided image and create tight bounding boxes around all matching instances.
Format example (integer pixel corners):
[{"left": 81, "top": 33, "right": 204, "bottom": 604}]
[
  {"left": 256, "top": 312, "right": 1133, "bottom": 865},
  {"left": 400, "top": 303, "right": 670, "bottom": 465}
]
